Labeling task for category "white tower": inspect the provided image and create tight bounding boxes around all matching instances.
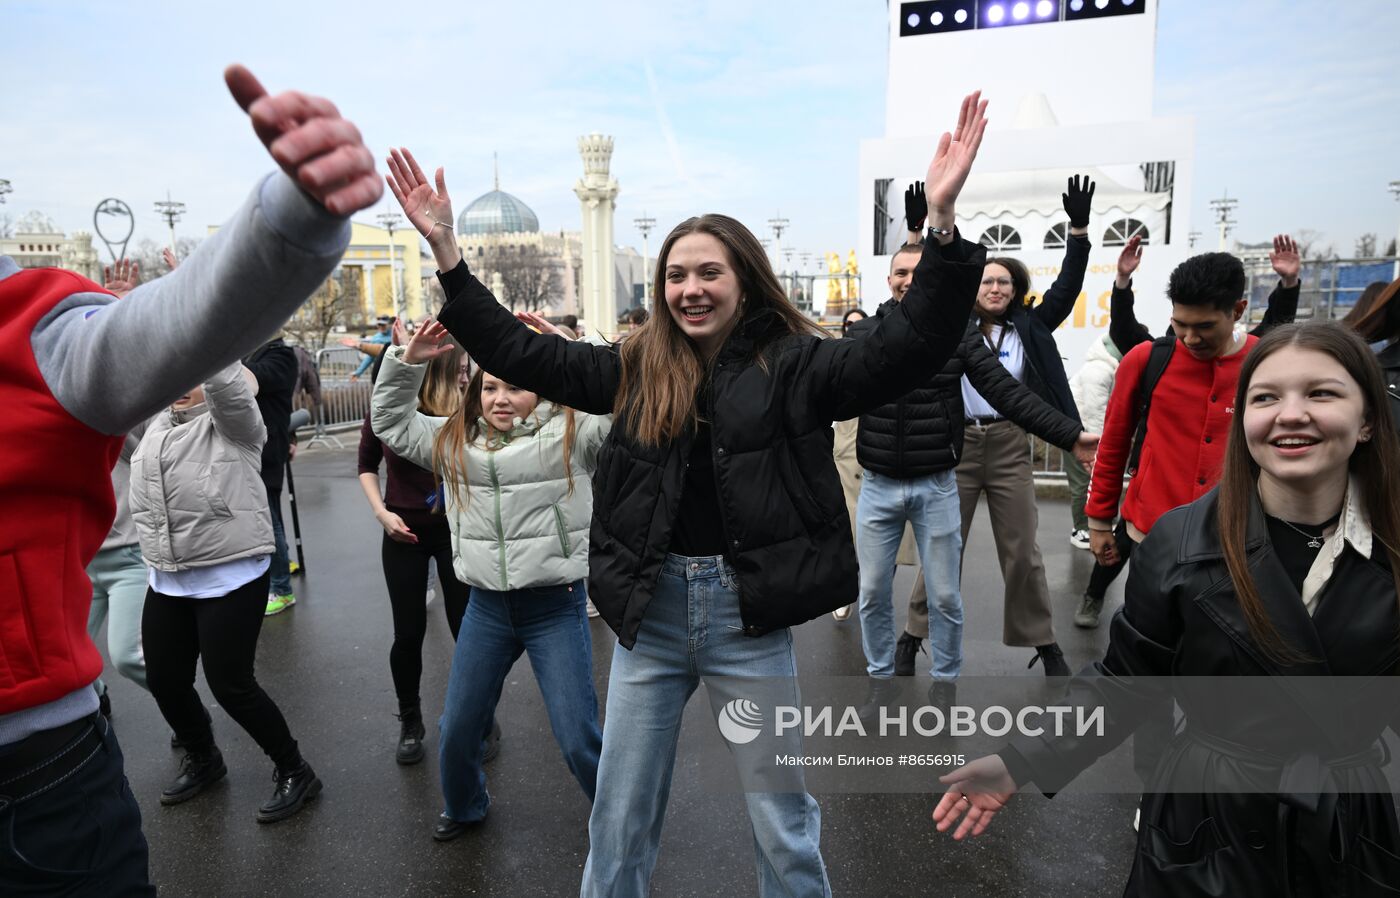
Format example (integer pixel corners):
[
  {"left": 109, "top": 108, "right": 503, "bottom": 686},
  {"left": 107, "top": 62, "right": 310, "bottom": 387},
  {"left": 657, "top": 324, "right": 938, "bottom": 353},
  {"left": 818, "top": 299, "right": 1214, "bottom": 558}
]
[{"left": 575, "top": 133, "right": 620, "bottom": 337}]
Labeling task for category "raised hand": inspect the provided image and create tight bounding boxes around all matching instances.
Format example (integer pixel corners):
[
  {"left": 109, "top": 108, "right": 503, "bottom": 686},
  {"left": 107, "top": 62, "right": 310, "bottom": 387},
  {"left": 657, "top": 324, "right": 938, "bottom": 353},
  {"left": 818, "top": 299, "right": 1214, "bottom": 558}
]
[
  {"left": 933, "top": 755, "right": 1018, "bottom": 840},
  {"left": 103, "top": 258, "right": 141, "bottom": 296},
  {"left": 162, "top": 247, "right": 179, "bottom": 271},
  {"left": 925, "top": 91, "right": 989, "bottom": 215},
  {"left": 1062, "top": 175, "right": 1095, "bottom": 230},
  {"left": 223, "top": 64, "right": 382, "bottom": 216},
  {"left": 385, "top": 148, "right": 455, "bottom": 240},
  {"left": 904, "top": 181, "right": 928, "bottom": 233},
  {"left": 1269, "top": 234, "right": 1300, "bottom": 287},
  {"left": 1115, "top": 234, "right": 1143, "bottom": 287},
  {"left": 392, "top": 317, "right": 412, "bottom": 347},
  {"left": 515, "top": 310, "right": 571, "bottom": 339},
  {"left": 403, "top": 318, "right": 455, "bottom": 365}
]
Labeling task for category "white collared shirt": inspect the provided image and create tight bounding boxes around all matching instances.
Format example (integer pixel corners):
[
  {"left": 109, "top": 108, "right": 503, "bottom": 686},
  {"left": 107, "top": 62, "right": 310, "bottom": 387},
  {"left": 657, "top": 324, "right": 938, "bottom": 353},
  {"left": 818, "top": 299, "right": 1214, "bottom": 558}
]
[{"left": 1298, "top": 476, "right": 1373, "bottom": 616}]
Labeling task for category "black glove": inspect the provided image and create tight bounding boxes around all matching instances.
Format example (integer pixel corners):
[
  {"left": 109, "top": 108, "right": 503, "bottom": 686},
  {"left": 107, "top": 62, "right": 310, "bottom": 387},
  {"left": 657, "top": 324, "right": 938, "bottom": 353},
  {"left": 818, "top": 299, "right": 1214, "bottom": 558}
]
[
  {"left": 904, "top": 181, "right": 927, "bottom": 233},
  {"left": 1062, "top": 175, "right": 1095, "bottom": 229}
]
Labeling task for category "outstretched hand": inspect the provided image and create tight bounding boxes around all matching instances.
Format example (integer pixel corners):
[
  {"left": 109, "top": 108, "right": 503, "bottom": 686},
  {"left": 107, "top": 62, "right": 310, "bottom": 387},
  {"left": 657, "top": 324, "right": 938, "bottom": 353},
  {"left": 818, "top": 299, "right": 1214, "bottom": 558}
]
[
  {"left": 385, "top": 148, "right": 454, "bottom": 241},
  {"left": 1269, "top": 234, "right": 1300, "bottom": 287},
  {"left": 515, "top": 310, "right": 571, "bottom": 339},
  {"left": 403, "top": 318, "right": 455, "bottom": 366},
  {"left": 932, "top": 755, "right": 1018, "bottom": 840},
  {"left": 925, "top": 91, "right": 989, "bottom": 215},
  {"left": 223, "top": 64, "right": 382, "bottom": 216},
  {"left": 1116, "top": 235, "right": 1143, "bottom": 287},
  {"left": 162, "top": 247, "right": 179, "bottom": 271},
  {"left": 103, "top": 259, "right": 140, "bottom": 296}
]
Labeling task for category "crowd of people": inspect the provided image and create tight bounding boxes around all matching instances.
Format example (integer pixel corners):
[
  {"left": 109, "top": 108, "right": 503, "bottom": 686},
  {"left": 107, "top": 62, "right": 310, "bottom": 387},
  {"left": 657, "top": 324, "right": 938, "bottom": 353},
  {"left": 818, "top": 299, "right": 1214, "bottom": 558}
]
[{"left": 4, "top": 67, "right": 1399, "bottom": 898}]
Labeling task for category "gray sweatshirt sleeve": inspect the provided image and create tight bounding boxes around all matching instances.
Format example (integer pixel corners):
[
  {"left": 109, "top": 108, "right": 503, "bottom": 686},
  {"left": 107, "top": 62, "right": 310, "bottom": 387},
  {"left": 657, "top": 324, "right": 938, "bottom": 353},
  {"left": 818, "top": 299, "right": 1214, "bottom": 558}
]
[
  {"left": 31, "top": 172, "right": 350, "bottom": 435},
  {"left": 204, "top": 363, "right": 267, "bottom": 453}
]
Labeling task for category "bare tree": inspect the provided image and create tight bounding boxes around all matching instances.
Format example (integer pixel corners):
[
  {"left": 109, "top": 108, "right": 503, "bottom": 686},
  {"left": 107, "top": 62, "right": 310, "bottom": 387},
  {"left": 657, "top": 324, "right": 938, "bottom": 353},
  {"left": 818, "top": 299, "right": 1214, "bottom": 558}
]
[
  {"left": 1387, "top": 237, "right": 1398, "bottom": 258},
  {"left": 480, "top": 243, "right": 558, "bottom": 312},
  {"left": 1355, "top": 233, "right": 1378, "bottom": 258},
  {"left": 0, "top": 214, "right": 12, "bottom": 239},
  {"left": 1293, "top": 229, "right": 1336, "bottom": 262},
  {"left": 283, "top": 267, "right": 362, "bottom": 350}
]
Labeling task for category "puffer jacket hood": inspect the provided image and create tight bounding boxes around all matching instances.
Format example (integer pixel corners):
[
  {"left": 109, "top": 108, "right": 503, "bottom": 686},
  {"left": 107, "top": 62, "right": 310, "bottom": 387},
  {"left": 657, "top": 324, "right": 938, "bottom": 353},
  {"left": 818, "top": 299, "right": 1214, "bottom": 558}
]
[
  {"left": 129, "top": 362, "right": 273, "bottom": 571},
  {"left": 1068, "top": 334, "right": 1123, "bottom": 434},
  {"left": 372, "top": 346, "right": 611, "bottom": 592}
]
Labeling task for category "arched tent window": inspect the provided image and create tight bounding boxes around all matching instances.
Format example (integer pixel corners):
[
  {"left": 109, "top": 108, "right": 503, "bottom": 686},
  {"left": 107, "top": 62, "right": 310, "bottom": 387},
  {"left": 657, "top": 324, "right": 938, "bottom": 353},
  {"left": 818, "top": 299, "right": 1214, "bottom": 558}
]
[
  {"left": 977, "top": 224, "right": 1022, "bottom": 253},
  {"left": 1103, "top": 218, "right": 1150, "bottom": 247},
  {"left": 1043, "top": 222, "right": 1069, "bottom": 250}
]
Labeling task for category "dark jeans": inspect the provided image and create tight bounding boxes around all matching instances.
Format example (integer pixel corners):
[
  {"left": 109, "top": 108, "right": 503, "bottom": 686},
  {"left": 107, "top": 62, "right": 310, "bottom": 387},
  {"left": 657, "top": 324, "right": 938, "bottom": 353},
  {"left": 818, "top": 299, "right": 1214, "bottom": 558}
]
[
  {"left": 268, "top": 486, "right": 292, "bottom": 596},
  {"left": 1085, "top": 524, "right": 1176, "bottom": 784},
  {"left": 0, "top": 714, "right": 155, "bottom": 896},
  {"left": 143, "top": 572, "right": 301, "bottom": 770},
  {"left": 381, "top": 523, "right": 470, "bottom": 707}
]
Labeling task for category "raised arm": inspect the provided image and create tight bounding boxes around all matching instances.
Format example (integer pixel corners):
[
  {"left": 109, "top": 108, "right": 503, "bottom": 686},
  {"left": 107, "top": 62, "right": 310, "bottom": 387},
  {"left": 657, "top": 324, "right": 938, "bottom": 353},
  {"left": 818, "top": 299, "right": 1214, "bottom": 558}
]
[
  {"left": 1251, "top": 233, "right": 1301, "bottom": 336},
  {"left": 384, "top": 148, "right": 620, "bottom": 414},
  {"left": 32, "top": 65, "right": 381, "bottom": 436},
  {"left": 962, "top": 325, "right": 1095, "bottom": 460},
  {"left": 814, "top": 92, "right": 991, "bottom": 421},
  {"left": 903, "top": 181, "right": 927, "bottom": 246},
  {"left": 1107, "top": 235, "right": 1152, "bottom": 353},
  {"left": 204, "top": 363, "right": 266, "bottom": 452},
  {"left": 369, "top": 333, "right": 451, "bottom": 472},
  {"left": 1031, "top": 176, "right": 1094, "bottom": 329}
]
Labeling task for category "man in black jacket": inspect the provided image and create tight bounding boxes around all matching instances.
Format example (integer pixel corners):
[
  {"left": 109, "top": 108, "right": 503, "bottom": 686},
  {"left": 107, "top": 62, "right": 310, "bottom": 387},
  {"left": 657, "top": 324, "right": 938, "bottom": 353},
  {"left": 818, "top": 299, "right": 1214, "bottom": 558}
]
[
  {"left": 245, "top": 336, "right": 300, "bottom": 614},
  {"left": 848, "top": 244, "right": 1097, "bottom": 693}
]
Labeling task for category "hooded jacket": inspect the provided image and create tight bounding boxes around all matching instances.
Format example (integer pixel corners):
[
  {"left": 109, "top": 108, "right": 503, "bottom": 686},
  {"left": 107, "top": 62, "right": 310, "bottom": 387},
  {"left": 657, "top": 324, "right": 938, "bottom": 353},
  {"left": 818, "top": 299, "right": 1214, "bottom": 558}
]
[
  {"left": 130, "top": 363, "right": 273, "bottom": 571},
  {"left": 434, "top": 235, "right": 985, "bottom": 649},
  {"left": 371, "top": 346, "right": 610, "bottom": 591},
  {"left": 848, "top": 302, "right": 1082, "bottom": 477},
  {"left": 1067, "top": 333, "right": 1124, "bottom": 435}
]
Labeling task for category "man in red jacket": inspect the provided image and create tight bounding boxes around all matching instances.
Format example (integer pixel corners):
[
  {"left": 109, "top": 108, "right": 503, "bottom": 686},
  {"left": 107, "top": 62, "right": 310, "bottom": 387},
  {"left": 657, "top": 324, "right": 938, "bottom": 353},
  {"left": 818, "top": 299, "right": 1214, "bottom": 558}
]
[{"left": 0, "top": 66, "right": 380, "bottom": 895}]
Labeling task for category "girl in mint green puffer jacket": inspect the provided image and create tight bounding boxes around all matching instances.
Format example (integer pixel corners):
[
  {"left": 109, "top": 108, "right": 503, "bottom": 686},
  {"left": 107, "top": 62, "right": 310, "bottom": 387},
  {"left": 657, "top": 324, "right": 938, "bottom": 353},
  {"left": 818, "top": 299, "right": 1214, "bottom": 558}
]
[{"left": 370, "top": 318, "right": 609, "bottom": 839}]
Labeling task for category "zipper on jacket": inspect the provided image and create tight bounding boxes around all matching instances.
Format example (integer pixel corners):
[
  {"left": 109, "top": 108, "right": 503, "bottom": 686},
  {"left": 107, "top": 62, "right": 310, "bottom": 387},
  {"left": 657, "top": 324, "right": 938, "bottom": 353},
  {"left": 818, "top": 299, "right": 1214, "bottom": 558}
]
[
  {"left": 895, "top": 397, "right": 906, "bottom": 474},
  {"left": 487, "top": 452, "right": 508, "bottom": 590},
  {"left": 552, "top": 504, "right": 571, "bottom": 556},
  {"left": 706, "top": 370, "right": 748, "bottom": 629}
]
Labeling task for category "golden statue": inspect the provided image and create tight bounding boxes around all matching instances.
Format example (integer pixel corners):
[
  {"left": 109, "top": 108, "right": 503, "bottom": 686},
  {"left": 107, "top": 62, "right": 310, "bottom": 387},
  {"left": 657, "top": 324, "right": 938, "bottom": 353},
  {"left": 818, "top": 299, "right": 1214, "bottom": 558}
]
[
  {"left": 826, "top": 252, "right": 844, "bottom": 305},
  {"left": 845, "top": 250, "right": 861, "bottom": 303}
]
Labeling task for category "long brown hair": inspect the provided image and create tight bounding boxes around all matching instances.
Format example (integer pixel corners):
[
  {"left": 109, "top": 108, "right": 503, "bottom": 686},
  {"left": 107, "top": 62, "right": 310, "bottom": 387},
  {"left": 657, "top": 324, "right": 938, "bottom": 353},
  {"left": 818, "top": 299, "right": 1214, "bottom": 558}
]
[
  {"left": 1217, "top": 321, "right": 1400, "bottom": 663},
  {"left": 1347, "top": 278, "right": 1400, "bottom": 344},
  {"left": 431, "top": 367, "right": 577, "bottom": 511},
  {"left": 419, "top": 340, "right": 465, "bottom": 417},
  {"left": 614, "top": 213, "right": 826, "bottom": 447}
]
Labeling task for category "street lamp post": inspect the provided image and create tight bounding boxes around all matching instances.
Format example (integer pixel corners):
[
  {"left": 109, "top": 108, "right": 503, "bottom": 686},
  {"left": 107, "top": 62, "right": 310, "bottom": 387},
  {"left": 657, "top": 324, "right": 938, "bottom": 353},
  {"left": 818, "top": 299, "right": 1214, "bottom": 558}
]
[
  {"left": 768, "top": 214, "right": 789, "bottom": 299},
  {"left": 153, "top": 191, "right": 185, "bottom": 254},
  {"left": 634, "top": 212, "right": 655, "bottom": 311},
  {"left": 377, "top": 210, "right": 405, "bottom": 321}
]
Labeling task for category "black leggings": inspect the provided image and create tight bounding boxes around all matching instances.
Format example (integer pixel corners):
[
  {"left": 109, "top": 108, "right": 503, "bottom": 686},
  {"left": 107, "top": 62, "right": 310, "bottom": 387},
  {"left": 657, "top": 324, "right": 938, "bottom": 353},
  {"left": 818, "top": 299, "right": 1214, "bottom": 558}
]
[
  {"left": 382, "top": 519, "right": 470, "bottom": 707},
  {"left": 1085, "top": 521, "right": 1136, "bottom": 600},
  {"left": 143, "top": 571, "right": 301, "bottom": 770}
]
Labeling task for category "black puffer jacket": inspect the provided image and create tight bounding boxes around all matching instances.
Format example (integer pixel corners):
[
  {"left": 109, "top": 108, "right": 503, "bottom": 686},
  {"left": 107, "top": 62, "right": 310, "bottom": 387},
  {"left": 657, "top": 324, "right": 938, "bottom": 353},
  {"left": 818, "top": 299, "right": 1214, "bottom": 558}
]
[
  {"left": 1003, "top": 487, "right": 1400, "bottom": 895},
  {"left": 436, "top": 237, "right": 986, "bottom": 648},
  {"left": 1375, "top": 340, "right": 1400, "bottom": 429},
  {"left": 848, "top": 301, "right": 1082, "bottom": 477}
]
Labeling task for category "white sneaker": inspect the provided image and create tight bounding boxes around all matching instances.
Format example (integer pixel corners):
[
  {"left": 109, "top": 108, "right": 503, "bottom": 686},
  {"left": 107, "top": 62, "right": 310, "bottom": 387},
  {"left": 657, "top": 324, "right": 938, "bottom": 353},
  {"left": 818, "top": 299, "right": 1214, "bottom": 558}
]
[
  {"left": 1133, "top": 805, "right": 1141, "bottom": 832},
  {"left": 586, "top": 599, "right": 600, "bottom": 619},
  {"left": 1069, "top": 528, "right": 1091, "bottom": 550},
  {"left": 425, "top": 585, "right": 437, "bottom": 607}
]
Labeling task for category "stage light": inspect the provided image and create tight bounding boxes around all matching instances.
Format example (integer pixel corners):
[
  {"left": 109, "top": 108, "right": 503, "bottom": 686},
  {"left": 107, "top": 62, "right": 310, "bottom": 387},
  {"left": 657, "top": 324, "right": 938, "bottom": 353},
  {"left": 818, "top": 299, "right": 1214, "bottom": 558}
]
[
  {"left": 1036, "top": 0, "right": 1054, "bottom": 15},
  {"left": 1095, "top": 0, "right": 1108, "bottom": 8},
  {"left": 898, "top": 2, "right": 978, "bottom": 35},
  {"left": 1012, "top": 2, "right": 1029, "bottom": 20},
  {"left": 987, "top": 4, "right": 1005, "bottom": 23},
  {"left": 954, "top": 8, "right": 968, "bottom": 23},
  {"left": 932, "top": 10, "right": 944, "bottom": 24},
  {"left": 1070, "top": 0, "right": 1084, "bottom": 10},
  {"left": 1065, "top": 0, "right": 1145, "bottom": 19},
  {"left": 908, "top": 12, "right": 921, "bottom": 26}
]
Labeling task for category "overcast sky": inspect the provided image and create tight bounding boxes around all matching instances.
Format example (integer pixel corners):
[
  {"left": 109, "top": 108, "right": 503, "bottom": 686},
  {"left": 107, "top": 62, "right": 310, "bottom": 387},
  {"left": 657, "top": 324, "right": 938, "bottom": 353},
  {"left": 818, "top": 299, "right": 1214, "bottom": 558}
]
[{"left": 3, "top": 0, "right": 1397, "bottom": 262}]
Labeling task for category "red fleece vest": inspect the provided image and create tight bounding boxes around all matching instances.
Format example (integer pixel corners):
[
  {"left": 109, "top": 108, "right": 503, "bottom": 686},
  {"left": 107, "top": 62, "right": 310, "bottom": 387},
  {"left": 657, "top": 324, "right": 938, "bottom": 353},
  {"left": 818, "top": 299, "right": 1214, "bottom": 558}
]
[{"left": 0, "top": 266, "right": 121, "bottom": 714}]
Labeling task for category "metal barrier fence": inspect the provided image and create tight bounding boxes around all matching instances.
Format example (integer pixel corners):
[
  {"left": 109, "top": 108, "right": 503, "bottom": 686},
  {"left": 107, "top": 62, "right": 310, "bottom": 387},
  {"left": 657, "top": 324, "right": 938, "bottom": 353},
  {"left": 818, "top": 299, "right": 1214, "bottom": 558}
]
[{"left": 295, "top": 346, "right": 373, "bottom": 449}]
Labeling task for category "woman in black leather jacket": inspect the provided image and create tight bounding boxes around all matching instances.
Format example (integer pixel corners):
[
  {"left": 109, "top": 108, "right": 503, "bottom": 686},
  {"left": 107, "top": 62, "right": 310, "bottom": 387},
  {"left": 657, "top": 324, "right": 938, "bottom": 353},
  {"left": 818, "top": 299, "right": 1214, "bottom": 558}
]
[{"left": 934, "top": 321, "right": 1400, "bottom": 896}]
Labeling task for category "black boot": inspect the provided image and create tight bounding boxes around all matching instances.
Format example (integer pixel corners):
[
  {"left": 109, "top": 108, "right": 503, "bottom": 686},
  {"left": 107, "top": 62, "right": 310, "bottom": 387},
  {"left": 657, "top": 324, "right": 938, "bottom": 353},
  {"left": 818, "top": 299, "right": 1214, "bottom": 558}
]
[
  {"left": 857, "top": 677, "right": 901, "bottom": 727},
  {"left": 256, "top": 760, "right": 323, "bottom": 824},
  {"left": 397, "top": 703, "right": 426, "bottom": 766},
  {"left": 160, "top": 747, "right": 228, "bottom": 806},
  {"left": 894, "top": 633, "right": 924, "bottom": 677},
  {"left": 1028, "top": 643, "right": 1071, "bottom": 678}
]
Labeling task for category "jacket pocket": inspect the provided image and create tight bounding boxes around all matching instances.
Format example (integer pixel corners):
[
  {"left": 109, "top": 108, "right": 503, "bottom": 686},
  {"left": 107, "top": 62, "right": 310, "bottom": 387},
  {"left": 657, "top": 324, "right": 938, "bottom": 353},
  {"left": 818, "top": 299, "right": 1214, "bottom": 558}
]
[
  {"left": 553, "top": 504, "right": 572, "bottom": 556},
  {"left": 1141, "top": 816, "right": 1230, "bottom": 868},
  {"left": 0, "top": 552, "right": 41, "bottom": 689},
  {"left": 197, "top": 463, "right": 233, "bottom": 518}
]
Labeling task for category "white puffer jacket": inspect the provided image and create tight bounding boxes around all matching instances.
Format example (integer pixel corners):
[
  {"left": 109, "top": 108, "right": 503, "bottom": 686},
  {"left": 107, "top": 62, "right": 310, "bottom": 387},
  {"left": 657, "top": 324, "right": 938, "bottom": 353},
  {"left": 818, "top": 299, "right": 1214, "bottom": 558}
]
[
  {"left": 130, "top": 363, "right": 272, "bottom": 571},
  {"left": 1067, "top": 334, "right": 1123, "bottom": 434},
  {"left": 371, "top": 346, "right": 610, "bottom": 592}
]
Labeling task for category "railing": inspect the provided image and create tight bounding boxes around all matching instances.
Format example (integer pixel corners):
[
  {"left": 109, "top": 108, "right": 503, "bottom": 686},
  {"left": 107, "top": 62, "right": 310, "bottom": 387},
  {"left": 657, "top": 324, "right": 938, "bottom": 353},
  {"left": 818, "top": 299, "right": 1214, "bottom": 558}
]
[{"left": 295, "top": 346, "right": 374, "bottom": 449}]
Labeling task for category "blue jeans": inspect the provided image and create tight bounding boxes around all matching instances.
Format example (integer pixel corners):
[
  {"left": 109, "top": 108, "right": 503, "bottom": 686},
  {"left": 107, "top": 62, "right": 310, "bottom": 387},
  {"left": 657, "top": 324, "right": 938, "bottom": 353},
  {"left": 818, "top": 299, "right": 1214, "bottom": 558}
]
[
  {"left": 581, "top": 554, "right": 830, "bottom": 898},
  {"left": 856, "top": 469, "right": 963, "bottom": 680},
  {"left": 438, "top": 580, "right": 600, "bottom": 823},
  {"left": 268, "top": 488, "right": 292, "bottom": 597},
  {"left": 0, "top": 714, "right": 155, "bottom": 896}
]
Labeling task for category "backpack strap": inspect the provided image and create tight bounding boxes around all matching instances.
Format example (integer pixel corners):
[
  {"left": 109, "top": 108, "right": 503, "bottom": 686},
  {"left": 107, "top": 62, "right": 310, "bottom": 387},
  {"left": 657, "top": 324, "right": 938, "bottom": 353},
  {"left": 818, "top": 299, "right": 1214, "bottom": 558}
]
[{"left": 1126, "top": 336, "right": 1177, "bottom": 477}]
